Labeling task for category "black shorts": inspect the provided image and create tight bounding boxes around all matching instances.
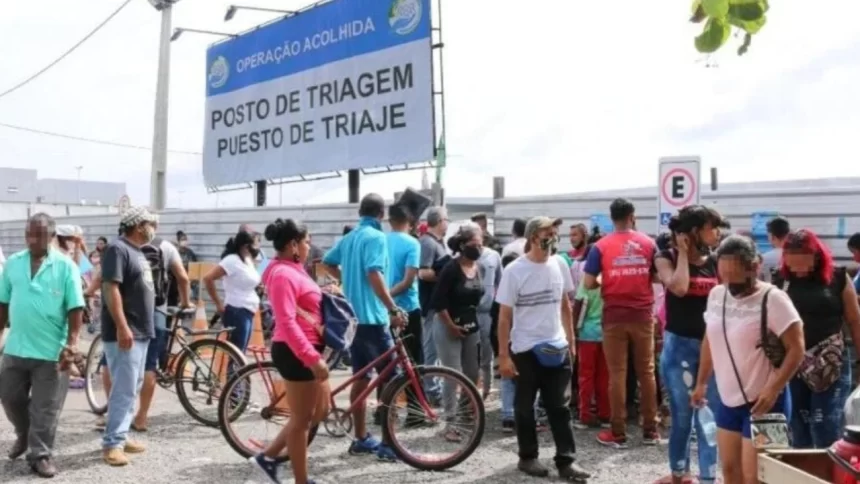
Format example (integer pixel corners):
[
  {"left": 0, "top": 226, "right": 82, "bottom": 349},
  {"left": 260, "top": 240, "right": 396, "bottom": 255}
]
[{"left": 271, "top": 342, "right": 325, "bottom": 382}]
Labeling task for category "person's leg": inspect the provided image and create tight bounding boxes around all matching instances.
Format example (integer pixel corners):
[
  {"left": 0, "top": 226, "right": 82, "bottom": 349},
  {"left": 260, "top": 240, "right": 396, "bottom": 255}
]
[
  {"left": 421, "top": 311, "right": 441, "bottom": 402},
  {"left": 477, "top": 312, "right": 493, "bottom": 397},
  {"left": 788, "top": 376, "right": 812, "bottom": 449},
  {"left": 576, "top": 341, "right": 598, "bottom": 425},
  {"left": 402, "top": 309, "right": 424, "bottom": 425},
  {"left": 274, "top": 380, "right": 321, "bottom": 484},
  {"left": 595, "top": 342, "right": 611, "bottom": 422},
  {"left": 434, "top": 321, "right": 464, "bottom": 440},
  {"left": 135, "top": 312, "right": 168, "bottom": 430},
  {"left": 102, "top": 340, "right": 148, "bottom": 464},
  {"left": 600, "top": 322, "right": 630, "bottom": 443},
  {"left": 631, "top": 320, "right": 659, "bottom": 439},
  {"left": 659, "top": 332, "right": 697, "bottom": 481},
  {"left": 0, "top": 355, "right": 33, "bottom": 458},
  {"left": 511, "top": 351, "right": 544, "bottom": 476},
  {"left": 714, "top": 398, "right": 747, "bottom": 484},
  {"left": 26, "top": 360, "right": 69, "bottom": 466},
  {"left": 500, "top": 377, "right": 515, "bottom": 425},
  {"left": 808, "top": 355, "right": 852, "bottom": 448},
  {"left": 537, "top": 358, "right": 577, "bottom": 470},
  {"left": 348, "top": 326, "right": 376, "bottom": 447},
  {"left": 224, "top": 305, "right": 254, "bottom": 354}
]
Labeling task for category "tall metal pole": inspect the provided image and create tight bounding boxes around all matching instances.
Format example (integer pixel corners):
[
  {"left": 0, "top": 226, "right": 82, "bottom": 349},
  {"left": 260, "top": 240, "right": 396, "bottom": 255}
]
[
  {"left": 150, "top": 6, "right": 172, "bottom": 211},
  {"left": 75, "top": 165, "right": 83, "bottom": 203}
]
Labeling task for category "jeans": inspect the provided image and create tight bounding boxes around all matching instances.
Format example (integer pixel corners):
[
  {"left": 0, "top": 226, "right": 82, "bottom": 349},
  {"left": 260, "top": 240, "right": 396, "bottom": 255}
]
[
  {"left": 102, "top": 339, "right": 149, "bottom": 449},
  {"left": 433, "top": 315, "right": 480, "bottom": 417},
  {"left": 422, "top": 311, "right": 441, "bottom": 400},
  {"left": 223, "top": 305, "right": 254, "bottom": 354},
  {"left": 789, "top": 349, "right": 852, "bottom": 448},
  {"left": 501, "top": 377, "right": 541, "bottom": 422},
  {"left": 0, "top": 355, "right": 70, "bottom": 461},
  {"left": 603, "top": 321, "right": 658, "bottom": 436},
  {"left": 661, "top": 331, "right": 719, "bottom": 481},
  {"left": 512, "top": 349, "right": 576, "bottom": 467},
  {"left": 477, "top": 311, "right": 493, "bottom": 395}
]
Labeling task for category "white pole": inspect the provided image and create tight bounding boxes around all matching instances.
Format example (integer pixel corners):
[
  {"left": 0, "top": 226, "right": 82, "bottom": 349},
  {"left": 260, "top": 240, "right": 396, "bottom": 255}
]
[
  {"left": 150, "top": 5, "right": 172, "bottom": 211},
  {"left": 75, "top": 165, "right": 83, "bottom": 203}
]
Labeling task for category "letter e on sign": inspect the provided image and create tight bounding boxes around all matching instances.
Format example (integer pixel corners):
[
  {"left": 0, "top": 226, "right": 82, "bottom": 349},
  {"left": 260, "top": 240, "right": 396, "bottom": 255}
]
[{"left": 657, "top": 156, "right": 701, "bottom": 233}]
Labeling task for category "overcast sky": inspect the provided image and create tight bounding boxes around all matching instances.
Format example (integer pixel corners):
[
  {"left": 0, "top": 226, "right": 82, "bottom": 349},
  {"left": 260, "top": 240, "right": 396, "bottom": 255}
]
[{"left": 1, "top": 0, "right": 858, "bottom": 209}]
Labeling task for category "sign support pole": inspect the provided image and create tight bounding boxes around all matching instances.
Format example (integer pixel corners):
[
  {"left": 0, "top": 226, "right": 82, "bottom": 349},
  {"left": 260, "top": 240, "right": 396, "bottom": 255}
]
[{"left": 150, "top": 5, "right": 172, "bottom": 211}]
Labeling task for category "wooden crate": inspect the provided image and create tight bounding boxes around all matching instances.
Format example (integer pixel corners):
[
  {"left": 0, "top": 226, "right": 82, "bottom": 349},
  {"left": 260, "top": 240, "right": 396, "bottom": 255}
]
[{"left": 758, "top": 449, "right": 832, "bottom": 483}]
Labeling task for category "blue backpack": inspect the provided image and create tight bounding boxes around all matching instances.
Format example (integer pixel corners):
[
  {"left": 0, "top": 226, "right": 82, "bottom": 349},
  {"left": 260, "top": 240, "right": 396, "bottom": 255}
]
[{"left": 320, "top": 293, "right": 358, "bottom": 351}]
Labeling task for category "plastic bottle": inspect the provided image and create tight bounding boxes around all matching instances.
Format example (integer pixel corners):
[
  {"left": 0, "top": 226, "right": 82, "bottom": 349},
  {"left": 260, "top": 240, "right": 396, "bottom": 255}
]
[{"left": 698, "top": 406, "right": 718, "bottom": 447}]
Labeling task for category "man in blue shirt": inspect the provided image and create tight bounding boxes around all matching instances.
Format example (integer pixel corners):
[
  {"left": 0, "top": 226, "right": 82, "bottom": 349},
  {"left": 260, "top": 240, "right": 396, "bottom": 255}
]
[
  {"left": 323, "top": 193, "right": 405, "bottom": 462},
  {"left": 0, "top": 213, "right": 85, "bottom": 478}
]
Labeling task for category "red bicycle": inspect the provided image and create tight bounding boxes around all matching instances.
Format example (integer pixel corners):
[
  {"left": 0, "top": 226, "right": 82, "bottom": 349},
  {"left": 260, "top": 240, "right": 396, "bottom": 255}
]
[{"left": 217, "top": 334, "right": 485, "bottom": 471}]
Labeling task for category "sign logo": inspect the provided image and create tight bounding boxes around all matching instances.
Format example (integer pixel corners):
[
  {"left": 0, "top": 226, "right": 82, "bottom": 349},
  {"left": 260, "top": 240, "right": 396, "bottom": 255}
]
[
  {"left": 661, "top": 168, "right": 697, "bottom": 207},
  {"left": 657, "top": 156, "right": 701, "bottom": 233},
  {"left": 389, "top": 0, "right": 422, "bottom": 35},
  {"left": 208, "top": 56, "right": 230, "bottom": 89}
]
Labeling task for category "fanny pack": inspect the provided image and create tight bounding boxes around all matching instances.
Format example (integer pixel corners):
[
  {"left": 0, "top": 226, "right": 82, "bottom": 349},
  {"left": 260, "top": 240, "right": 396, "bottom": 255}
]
[
  {"left": 531, "top": 340, "right": 569, "bottom": 368},
  {"left": 798, "top": 332, "right": 844, "bottom": 393},
  {"left": 453, "top": 306, "right": 479, "bottom": 335}
]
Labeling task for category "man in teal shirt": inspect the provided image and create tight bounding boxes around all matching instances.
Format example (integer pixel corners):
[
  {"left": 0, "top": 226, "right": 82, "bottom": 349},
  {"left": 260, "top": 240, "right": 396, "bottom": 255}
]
[
  {"left": 323, "top": 193, "right": 404, "bottom": 462},
  {"left": 0, "top": 213, "right": 85, "bottom": 478}
]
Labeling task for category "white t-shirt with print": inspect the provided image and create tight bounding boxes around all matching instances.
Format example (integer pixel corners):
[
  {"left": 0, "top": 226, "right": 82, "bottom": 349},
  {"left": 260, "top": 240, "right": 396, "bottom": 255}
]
[
  {"left": 496, "top": 255, "right": 574, "bottom": 354},
  {"left": 219, "top": 254, "right": 261, "bottom": 313}
]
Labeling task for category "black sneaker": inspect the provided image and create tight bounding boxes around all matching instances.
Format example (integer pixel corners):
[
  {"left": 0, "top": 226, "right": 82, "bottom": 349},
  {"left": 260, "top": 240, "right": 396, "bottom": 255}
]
[
  {"left": 558, "top": 462, "right": 591, "bottom": 482},
  {"left": 248, "top": 454, "right": 281, "bottom": 484},
  {"left": 518, "top": 458, "right": 550, "bottom": 477},
  {"left": 501, "top": 419, "right": 515, "bottom": 433}
]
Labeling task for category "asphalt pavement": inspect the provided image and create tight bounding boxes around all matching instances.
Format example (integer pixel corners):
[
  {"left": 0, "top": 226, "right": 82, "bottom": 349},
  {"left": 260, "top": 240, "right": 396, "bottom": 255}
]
[{"left": 0, "top": 367, "right": 681, "bottom": 484}]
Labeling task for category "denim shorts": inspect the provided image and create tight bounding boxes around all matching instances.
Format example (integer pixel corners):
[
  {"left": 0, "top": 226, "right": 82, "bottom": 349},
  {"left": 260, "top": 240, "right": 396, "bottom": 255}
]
[
  {"left": 715, "top": 390, "right": 790, "bottom": 439},
  {"left": 349, "top": 324, "right": 394, "bottom": 380},
  {"left": 144, "top": 312, "right": 169, "bottom": 372}
]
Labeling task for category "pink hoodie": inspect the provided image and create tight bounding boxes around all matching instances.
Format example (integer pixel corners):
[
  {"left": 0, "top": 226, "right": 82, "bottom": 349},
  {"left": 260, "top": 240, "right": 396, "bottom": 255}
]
[{"left": 262, "top": 259, "right": 324, "bottom": 368}]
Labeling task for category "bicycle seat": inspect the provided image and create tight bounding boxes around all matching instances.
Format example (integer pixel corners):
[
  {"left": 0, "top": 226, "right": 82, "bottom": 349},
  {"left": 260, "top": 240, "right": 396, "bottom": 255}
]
[{"left": 180, "top": 324, "right": 234, "bottom": 337}]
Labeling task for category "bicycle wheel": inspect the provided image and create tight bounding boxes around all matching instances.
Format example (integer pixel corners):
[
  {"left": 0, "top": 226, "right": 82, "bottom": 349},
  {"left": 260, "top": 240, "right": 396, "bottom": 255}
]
[
  {"left": 218, "top": 361, "right": 318, "bottom": 464},
  {"left": 84, "top": 334, "right": 109, "bottom": 415},
  {"left": 174, "top": 338, "right": 247, "bottom": 427},
  {"left": 381, "top": 365, "right": 485, "bottom": 471}
]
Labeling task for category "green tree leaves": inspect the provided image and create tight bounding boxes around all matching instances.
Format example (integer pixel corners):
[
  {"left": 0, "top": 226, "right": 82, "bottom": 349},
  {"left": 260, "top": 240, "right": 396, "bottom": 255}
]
[{"left": 691, "top": 0, "right": 769, "bottom": 56}]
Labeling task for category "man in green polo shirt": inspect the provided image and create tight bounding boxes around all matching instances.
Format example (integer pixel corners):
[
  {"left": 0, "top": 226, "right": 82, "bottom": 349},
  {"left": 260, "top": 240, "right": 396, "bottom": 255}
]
[{"left": 0, "top": 213, "right": 85, "bottom": 478}]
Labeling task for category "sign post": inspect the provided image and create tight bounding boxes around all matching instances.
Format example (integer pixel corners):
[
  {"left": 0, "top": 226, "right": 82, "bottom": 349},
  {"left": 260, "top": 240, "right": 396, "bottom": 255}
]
[{"left": 658, "top": 156, "right": 701, "bottom": 233}]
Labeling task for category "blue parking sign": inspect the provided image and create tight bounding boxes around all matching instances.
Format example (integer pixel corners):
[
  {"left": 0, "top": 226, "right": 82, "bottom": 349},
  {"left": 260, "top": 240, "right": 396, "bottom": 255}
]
[{"left": 660, "top": 212, "right": 672, "bottom": 226}]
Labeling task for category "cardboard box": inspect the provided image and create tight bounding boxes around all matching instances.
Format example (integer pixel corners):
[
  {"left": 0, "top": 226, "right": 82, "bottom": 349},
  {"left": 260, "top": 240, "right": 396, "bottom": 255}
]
[{"left": 758, "top": 449, "right": 832, "bottom": 483}]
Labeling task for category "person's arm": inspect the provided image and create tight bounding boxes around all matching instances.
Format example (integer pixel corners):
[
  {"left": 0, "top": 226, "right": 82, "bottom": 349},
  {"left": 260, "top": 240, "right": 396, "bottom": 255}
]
[
  {"left": 655, "top": 251, "right": 690, "bottom": 297},
  {"left": 167, "top": 247, "right": 191, "bottom": 307},
  {"left": 84, "top": 271, "right": 102, "bottom": 297},
  {"left": 322, "top": 240, "right": 343, "bottom": 282},
  {"left": 203, "top": 262, "right": 228, "bottom": 313},
  {"left": 841, "top": 271, "right": 860, "bottom": 356},
  {"left": 63, "top": 262, "right": 86, "bottom": 350},
  {"left": 495, "top": 267, "right": 517, "bottom": 373},
  {"left": 430, "top": 263, "right": 458, "bottom": 328},
  {"left": 418, "top": 236, "right": 438, "bottom": 282},
  {"left": 571, "top": 283, "right": 587, "bottom": 336},
  {"left": 269, "top": 269, "right": 322, "bottom": 368},
  {"left": 493, "top": 252, "right": 503, "bottom": 288},
  {"left": 391, "top": 239, "right": 420, "bottom": 297},
  {"left": 101, "top": 246, "right": 131, "bottom": 336},
  {"left": 581, "top": 245, "right": 603, "bottom": 290},
  {"left": 0, "top": 264, "right": 11, "bottom": 335},
  {"left": 694, "top": 333, "right": 714, "bottom": 389},
  {"left": 561, "top": 284, "right": 574, "bottom": 349}
]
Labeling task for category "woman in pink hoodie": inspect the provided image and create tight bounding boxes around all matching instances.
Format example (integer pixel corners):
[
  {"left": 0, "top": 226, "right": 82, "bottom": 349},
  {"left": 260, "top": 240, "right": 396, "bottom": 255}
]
[{"left": 250, "top": 218, "right": 329, "bottom": 484}]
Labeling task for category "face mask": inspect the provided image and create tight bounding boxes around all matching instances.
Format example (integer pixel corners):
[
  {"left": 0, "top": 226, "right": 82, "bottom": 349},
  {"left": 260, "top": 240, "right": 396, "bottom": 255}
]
[
  {"left": 727, "top": 279, "right": 754, "bottom": 297},
  {"left": 573, "top": 240, "right": 585, "bottom": 250},
  {"left": 539, "top": 238, "right": 558, "bottom": 253},
  {"left": 249, "top": 247, "right": 261, "bottom": 259},
  {"left": 461, "top": 245, "right": 481, "bottom": 261}
]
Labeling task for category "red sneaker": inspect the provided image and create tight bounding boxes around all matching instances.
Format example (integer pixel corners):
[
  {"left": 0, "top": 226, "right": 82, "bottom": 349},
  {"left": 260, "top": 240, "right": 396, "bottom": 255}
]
[{"left": 596, "top": 429, "right": 628, "bottom": 449}]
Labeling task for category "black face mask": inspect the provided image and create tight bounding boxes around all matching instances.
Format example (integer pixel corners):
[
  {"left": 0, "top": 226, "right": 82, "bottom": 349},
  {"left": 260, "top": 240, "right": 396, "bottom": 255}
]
[
  {"left": 249, "top": 247, "right": 261, "bottom": 259},
  {"left": 461, "top": 245, "right": 481, "bottom": 261},
  {"left": 727, "top": 278, "right": 755, "bottom": 297}
]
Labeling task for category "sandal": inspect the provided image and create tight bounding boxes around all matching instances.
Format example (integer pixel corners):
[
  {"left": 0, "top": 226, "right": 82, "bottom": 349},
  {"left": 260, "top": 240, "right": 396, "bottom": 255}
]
[{"left": 130, "top": 422, "right": 148, "bottom": 432}]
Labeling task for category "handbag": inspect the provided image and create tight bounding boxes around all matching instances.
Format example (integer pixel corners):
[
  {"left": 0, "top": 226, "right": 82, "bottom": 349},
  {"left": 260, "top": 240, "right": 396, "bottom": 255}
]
[
  {"left": 721, "top": 289, "right": 790, "bottom": 449},
  {"left": 797, "top": 332, "right": 844, "bottom": 393},
  {"left": 756, "top": 288, "right": 787, "bottom": 368},
  {"left": 531, "top": 340, "right": 570, "bottom": 368}
]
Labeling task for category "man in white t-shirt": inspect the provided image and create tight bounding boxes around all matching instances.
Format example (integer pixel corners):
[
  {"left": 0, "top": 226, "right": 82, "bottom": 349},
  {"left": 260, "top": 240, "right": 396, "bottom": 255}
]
[
  {"left": 496, "top": 216, "right": 590, "bottom": 481},
  {"left": 501, "top": 218, "right": 528, "bottom": 258}
]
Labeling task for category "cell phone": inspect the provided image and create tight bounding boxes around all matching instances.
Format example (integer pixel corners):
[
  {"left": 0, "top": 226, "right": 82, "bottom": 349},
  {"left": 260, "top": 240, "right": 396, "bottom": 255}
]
[{"left": 750, "top": 413, "right": 790, "bottom": 449}]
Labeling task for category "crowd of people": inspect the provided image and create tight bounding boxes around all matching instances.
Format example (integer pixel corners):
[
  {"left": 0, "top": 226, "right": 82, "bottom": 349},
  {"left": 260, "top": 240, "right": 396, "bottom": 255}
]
[{"left": 2, "top": 195, "right": 860, "bottom": 484}]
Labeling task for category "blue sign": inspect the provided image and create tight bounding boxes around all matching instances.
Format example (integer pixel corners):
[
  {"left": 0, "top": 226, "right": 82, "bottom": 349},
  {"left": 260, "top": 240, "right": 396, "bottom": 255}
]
[
  {"left": 838, "top": 217, "right": 846, "bottom": 238},
  {"left": 660, "top": 212, "right": 672, "bottom": 226},
  {"left": 590, "top": 214, "right": 614, "bottom": 234},
  {"left": 751, "top": 211, "right": 779, "bottom": 238}
]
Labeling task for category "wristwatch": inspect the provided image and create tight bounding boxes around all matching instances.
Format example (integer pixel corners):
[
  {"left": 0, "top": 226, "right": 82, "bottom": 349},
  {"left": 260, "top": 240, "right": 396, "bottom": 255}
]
[{"left": 388, "top": 308, "right": 401, "bottom": 317}]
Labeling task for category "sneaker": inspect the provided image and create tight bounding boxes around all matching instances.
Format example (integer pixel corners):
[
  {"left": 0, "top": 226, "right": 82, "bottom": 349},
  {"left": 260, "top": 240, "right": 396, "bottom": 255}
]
[
  {"left": 517, "top": 458, "right": 550, "bottom": 477},
  {"left": 94, "top": 416, "right": 106, "bottom": 430},
  {"left": 376, "top": 444, "right": 398, "bottom": 463},
  {"left": 643, "top": 429, "right": 663, "bottom": 445},
  {"left": 573, "top": 418, "right": 598, "bottom": 430},
  {"left": 31, "top": 457, "right": 58, "bottom": 478},
  {"left": 596, "top": 429, "right": 628, "bottom": 449},
  {"left": 124, "top": 441, "right": 146, "bottom": 454},
  {"left": 348, "top": 434, "right": 381, "bottom": 455},
  {"left": 501, "top": 419, "right": 515, "bottom": 433},
  {"left": 103, "top": 448, "right": 129, "bottom": 467},
  {"left": 558, "top": 462, "right": 592, "bottom": 481},
  {"left": 249, "top": 454, "right": 281, "bottom": 484}
]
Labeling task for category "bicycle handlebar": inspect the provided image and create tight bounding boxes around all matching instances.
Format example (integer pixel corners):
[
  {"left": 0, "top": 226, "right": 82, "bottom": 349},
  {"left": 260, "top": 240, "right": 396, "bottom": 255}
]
[{"left": 166, "top": 306, "right": 197, "bottom": 318}]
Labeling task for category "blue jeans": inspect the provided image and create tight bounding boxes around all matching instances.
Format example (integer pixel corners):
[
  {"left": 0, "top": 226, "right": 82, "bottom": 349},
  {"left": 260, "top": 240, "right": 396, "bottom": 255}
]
[
  {"left": 661, "top": 331, "right": 719, "bottom": 482},
  {"left": 789, "top": 350, "right": 852, "bottom": 448},
  {"left": 422, "top": 311, "right": 441, "bottom": 400},
  {"left": 223, "top": 305, "right": 254, "bottom": 354},
  {"left": 144, "top": 312, "right": 169, "bottom": 372},
  {"left": 500, "top": 377, "right": 541, "bottom": 422},
  {"left": 102, "top": 339, "right": 149, "bottom": 449}
]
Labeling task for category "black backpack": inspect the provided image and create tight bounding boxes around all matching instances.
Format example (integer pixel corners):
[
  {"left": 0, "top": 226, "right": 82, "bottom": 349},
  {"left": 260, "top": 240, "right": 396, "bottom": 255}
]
[{"left": 141, "top": 238, "right": 168, "bottom": 307}]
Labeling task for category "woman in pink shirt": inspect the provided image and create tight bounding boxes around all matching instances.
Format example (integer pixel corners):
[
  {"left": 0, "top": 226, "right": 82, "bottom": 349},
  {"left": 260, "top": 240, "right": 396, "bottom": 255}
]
[
  {"left": 251, "top": 218, "right": 329, "bottom": 484},
  {"left": 691, "top": 235, "right": 804, "bottom": 484}
]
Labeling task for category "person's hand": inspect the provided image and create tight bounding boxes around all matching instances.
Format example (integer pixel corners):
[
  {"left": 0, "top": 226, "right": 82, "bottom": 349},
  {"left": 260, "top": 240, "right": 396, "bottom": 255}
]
[
  {"left": 446, "top": 323, "right": 467, "bottom": 339},
  {"left": 58, "top": 345, "right": 77, "bottom": 371},
  {"left": 690, "top": 383, "right": 707, "bottom": 409},
  {"left": 310, "top": 358, "right": 330, "bottom": 382},
  {"left": 751, "top": 384, "right": 780, "bottom": 417},
  {"left": 215, "top": 303, "right": 226, "bottom": 315},
  {"left": 498, "top": 354, "right": 518, "bottom": 379},
  {"left": 567, "top": 339, "right": 577, "bottom": 359},
  {"left": 676, "top": 234, "right": 690, "bottom": 253},
  {"left": 389, "top": 310, "right": 406, "bottom": 328},
  {"left": 118, "top": 326, "right": 134, "bottom": 351}
]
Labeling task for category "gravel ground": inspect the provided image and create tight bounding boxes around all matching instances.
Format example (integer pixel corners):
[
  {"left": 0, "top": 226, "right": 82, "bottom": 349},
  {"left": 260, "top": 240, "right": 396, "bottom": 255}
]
[{"left": 0, "top": 369, "right": 684, "bottom": 484}]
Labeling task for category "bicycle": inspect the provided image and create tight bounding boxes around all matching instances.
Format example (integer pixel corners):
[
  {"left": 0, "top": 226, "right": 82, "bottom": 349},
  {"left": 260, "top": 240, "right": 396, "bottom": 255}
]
[
  {"left": 84, "top": 307, "right": 248, "bottom": 427},
  {"left": 218, "top": 333, "right": 485, "bottom": 471}
]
